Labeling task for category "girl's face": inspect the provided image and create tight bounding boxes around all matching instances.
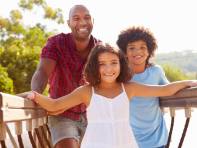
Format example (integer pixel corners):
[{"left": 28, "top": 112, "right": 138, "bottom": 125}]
[
  {"left": 126, "top": 40, "right": 149, "bottom": 67},
  {"left": 98, "top": 52, "right": 120, "bottom": 84}
]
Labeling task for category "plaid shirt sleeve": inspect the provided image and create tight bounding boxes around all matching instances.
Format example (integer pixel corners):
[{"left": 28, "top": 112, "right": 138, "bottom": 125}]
[{"left": 41, "top": 36, "right": 59, "bottom": 61}]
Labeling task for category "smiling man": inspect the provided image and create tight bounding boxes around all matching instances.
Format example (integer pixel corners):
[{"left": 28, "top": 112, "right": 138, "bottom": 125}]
[{"left": 30, "top": 5, "right": 99, "bottom": 148}]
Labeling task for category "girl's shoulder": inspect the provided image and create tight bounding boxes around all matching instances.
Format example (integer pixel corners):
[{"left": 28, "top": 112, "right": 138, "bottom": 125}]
[
  {"left": 75, "top": 84, "right": 92, "bottom": 97},
  {"left": 78, "top": 84, "right": 92, "bottom": 91},
  {"left": 122, "top": 82, "right": 136, "bottom": 99}
]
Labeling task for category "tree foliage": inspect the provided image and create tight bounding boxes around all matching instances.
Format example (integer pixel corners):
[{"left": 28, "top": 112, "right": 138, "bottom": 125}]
[
  {"left": 0, "top": 0, "right": 59, "bottom": 93},
  {"left": 161, "top": 64, "right": 191, "bottom": 82},
  {"left": 0, "top": 65, "right": 13, "bottom": 93},
  {"left": 18, "top": 0, "right": 64, "bottom": 24}
]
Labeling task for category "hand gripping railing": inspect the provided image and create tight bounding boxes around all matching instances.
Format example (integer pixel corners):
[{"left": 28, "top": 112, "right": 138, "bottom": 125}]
[
  {"left": 0, "top": 92, "right": 52, "bottom": 148},
  {"left": 160, "top": 87, "right": 197, "bottom": 148},
  {"left": 1, "top": 87, "right": 197, "bottom": 148}
]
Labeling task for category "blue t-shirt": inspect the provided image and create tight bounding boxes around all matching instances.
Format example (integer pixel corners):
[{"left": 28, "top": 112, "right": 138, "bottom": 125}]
[{"left": 130, "top": 65, "right": 169, "bottom": 148}]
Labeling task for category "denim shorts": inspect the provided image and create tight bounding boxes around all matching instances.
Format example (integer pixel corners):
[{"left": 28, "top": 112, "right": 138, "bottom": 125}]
[{"left": 48, "top": 115, "right": 87, "bottom": 146}]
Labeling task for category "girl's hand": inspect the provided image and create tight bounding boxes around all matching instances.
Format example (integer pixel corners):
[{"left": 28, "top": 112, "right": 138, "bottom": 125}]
[
  {"left": 17, "top": 91, "right": 38, "bottom": 103},
  {"left": 27, "top": 91, "right": 36, "bottom": 101}
]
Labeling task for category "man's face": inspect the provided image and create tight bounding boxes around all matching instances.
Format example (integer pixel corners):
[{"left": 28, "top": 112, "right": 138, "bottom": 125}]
[{"left": 67, "top": 6, "right": 93, "bottom": 41}]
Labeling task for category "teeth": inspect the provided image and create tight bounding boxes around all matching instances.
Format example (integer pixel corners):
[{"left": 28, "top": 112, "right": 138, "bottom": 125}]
[
  {"left": 104, "top": 74, "right": 114, "bottom": 76},
  {"left": 135, "top": 55, "right": 142, "bottom": 58},
  {"left": 78, "top": 28, "right": 88, "bottom": 32}
]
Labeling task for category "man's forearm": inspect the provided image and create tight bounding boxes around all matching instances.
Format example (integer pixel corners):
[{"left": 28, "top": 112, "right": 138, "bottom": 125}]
[{"left": 31, "top": 71, "right": 48, "bottom": 93}]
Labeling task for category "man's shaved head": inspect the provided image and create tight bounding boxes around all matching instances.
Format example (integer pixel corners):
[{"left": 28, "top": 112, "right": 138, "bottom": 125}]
[{"left": 69, "top": 5, "right": 90, "bottom": 19}]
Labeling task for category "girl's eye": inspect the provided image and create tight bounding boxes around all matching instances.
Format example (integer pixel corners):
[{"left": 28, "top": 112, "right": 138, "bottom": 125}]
[
  {"left": 112, "top": 62, "right": 118, "bottom": 65},
  {"left": 128, "top": 47, "right": 135, "bottom": 50}
]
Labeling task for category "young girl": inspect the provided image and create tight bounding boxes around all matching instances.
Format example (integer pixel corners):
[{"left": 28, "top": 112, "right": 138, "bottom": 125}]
[
  {"left": 26, "top": 43, "right": 197, "bottom": 148},
  {"left": 116, "top": 26, "right": 169, "bottom": 148}
]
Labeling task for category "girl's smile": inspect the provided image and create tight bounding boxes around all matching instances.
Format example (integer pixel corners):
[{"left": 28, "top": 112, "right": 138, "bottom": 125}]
[{"left": 98, "top": 52, "right": 120, "bottom": 84}]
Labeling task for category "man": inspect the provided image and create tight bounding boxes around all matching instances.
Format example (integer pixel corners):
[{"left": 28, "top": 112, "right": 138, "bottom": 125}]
[{"left": 31, "top": 5, "right": 99, "bottom": 148}]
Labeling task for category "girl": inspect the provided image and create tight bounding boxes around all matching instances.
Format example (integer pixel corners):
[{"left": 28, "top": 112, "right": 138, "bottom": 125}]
[
  {"left": 26, "top": 43, "right": 197, "bottom": 148},
  {"left": 116, "top": 26, "right": 168, "bottom": 148}
]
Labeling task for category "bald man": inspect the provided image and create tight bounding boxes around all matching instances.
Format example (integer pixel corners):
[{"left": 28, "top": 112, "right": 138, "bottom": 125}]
[{"left": 31, "top": 5, "right": 99, "bottom": 148}]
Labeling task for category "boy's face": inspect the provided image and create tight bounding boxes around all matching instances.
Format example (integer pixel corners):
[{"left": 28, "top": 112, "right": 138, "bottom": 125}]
[
  {"left": 98, "top": 52, "right": 120, "bottom": 84},
  {"left": 126, "top": 40, "right": 149, "bottom": 67}
]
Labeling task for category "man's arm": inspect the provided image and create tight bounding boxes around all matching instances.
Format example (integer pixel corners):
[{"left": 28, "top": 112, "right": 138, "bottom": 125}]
[{"left": 31, "top": 58, "right": 56, "bottom": 93}]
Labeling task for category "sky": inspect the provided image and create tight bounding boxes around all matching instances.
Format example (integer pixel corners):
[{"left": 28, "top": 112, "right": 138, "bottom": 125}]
[{"left": 1, "top": 0, "right": 197, "bottom": 53}]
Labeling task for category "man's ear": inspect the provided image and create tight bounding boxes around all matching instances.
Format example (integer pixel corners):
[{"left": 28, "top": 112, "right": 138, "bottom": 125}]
[{"left": 67, "top": 20, "right": 70, "bottom": 28}]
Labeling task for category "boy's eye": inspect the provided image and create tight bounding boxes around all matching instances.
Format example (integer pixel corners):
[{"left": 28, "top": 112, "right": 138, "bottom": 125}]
[
  {"left": 141, "top": 46, "right": 147, "bottom": 49},
  {"left": 99, "top": 63, "right": 105, "bottom": 66}
]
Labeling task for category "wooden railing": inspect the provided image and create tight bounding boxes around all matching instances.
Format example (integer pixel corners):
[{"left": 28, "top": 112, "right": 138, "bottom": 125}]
[
  {"left": 1, "top": 87, "right": 197, "bottom": 148},
  {"left": 160, "top": 87, "right": 197, "bottom": 148},
  {"left": 0, "top": 92, "right": 52, "bottom": 148}
]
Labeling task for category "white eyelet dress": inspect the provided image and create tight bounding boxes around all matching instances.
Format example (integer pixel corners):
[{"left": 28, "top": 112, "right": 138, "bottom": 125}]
[{"left": 81, "top": 83, "right": 139, "bottom": 148}]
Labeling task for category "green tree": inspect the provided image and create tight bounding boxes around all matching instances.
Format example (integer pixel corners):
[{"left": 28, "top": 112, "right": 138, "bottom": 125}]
[
  {"left": 0, "top": 65, "right": 13, "bottom": 93},
  {"left": 0, "top": 0, "right": 63, "bottom": 93},
  {"left": 162, "top": 64, "right": 190, "bottom": 82}
]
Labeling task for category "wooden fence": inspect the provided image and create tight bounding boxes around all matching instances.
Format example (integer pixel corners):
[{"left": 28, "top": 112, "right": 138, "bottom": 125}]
[
  {"left": 0, "top": 93, "right": 52, "bottom": 148},
  {"left": 1, "top": 87, "right": 197, "bottom": 148}
]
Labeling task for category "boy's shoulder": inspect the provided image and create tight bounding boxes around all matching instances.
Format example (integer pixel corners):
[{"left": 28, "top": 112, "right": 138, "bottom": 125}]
[
  {"left": 149, "top": 64, "right": 163, "bottom": 71},
  {"left": 147, "top": 64, "right": 165, "bottom": 76}
]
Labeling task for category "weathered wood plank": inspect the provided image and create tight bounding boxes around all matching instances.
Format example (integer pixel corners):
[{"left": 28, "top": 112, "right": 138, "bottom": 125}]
[
  {"left": 161, "top": 87, "right": 197, "bottom": 99},
  {"left": 2, "top": 108, "right": 47, "bottom": 122},
  {"left": 0, "top": 92, "right": 47, "bottom": 122},
  {"left": 0, "top": 92, "right": 41, "bottom": 109},
  {"left": 160, "top": 87, "right": 197, "bottom": 107}
]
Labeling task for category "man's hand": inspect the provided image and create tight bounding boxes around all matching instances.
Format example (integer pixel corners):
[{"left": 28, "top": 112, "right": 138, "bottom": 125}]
[{"left": 16, "top": 91, "right": 32, "bottom": 98}]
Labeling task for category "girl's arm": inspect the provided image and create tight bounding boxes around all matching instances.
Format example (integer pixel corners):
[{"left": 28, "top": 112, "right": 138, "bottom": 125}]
[
  {"left": 126, "top": 80, "right": 197, "bottom": 99},
  {"left": 27, "top": 85, "right": 91, "bottom": 112}
]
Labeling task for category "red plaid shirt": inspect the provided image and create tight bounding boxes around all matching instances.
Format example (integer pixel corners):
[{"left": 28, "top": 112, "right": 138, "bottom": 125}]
[{"left": 41, "top": 33, "right": 99, "bottom": 120}]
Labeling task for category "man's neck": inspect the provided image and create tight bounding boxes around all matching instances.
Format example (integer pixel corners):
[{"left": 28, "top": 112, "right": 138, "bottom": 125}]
[{"left": 75, "top": 39, "right": 90, "bottom": 52}]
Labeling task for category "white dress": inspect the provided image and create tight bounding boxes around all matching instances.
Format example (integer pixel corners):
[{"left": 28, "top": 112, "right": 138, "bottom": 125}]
[{"left": 81, "top": 84, "right": 139, "bottom": 148}]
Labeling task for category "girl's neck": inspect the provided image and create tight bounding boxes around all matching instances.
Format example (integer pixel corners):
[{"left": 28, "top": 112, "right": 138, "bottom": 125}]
[{"left": 97, "top": 82, "right": 120, "bottom": 89}]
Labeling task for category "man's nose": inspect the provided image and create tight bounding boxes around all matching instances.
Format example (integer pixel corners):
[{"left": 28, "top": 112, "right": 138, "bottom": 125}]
[{"left": 79, "top": 19, "right": 87, "bottom": 25}]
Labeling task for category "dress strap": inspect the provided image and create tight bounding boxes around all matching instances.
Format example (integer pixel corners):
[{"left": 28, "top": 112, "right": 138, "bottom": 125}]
[
  {"left": 121, "top": 83, "right": 130, "bottom": 100},
  {"left": 121, "top": 83, "right": 126, "bottom": 92},
  {"left": 92, "top": 86, "right": 95, "bottom": 94}
]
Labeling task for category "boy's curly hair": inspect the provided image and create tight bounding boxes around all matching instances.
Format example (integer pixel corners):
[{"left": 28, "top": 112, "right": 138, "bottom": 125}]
[{"left": 116, "top": 26, "right": 157, "bottom": 65}]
